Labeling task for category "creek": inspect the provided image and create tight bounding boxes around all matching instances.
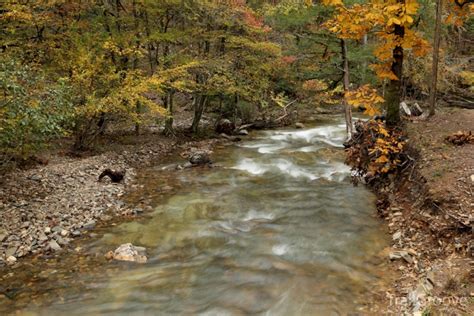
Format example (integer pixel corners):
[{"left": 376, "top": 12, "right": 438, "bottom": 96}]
[{"left": 1, "top": 116, "right": 389, "bottom": 315}]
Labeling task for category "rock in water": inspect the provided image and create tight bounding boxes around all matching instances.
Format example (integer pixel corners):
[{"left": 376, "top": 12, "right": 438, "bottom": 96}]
[
  {"left": 238, "top": 129, "right": 249, "bottom": 136},
  {"left": 98, "top": 169, "right": 126, "bottom": 183},
  {"left": 189, "top": 151, "right": 211, "bottom": 165},
  {"left": 295, "top": 122, "right": 305, "bottom": 129},
  {"left": 215, "top": 119, "right": 235, "bottom": 135},
  {"left": 112, "top": 243, "right": 147, "bottom": 263}
]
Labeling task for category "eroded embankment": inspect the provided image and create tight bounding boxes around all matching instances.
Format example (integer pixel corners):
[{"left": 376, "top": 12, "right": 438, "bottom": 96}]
[{"left": 351, "top": 108, "right": 473, "bottom": 314}]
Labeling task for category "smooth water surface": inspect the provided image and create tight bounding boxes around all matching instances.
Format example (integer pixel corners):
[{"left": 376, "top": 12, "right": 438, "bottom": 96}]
[{"left": 2, "top": 117, "right": 389, "bottom": 315}]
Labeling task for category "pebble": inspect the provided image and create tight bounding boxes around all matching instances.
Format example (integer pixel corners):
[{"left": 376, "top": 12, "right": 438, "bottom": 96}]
[
  {"left": 5, "top": 246, "right": 18, "bottom": 258},
  {"left": 38, "top": 233, "right": 48, "bottom": 242},
  {"left": 48, "top": 240, "right": 61, "bottom": 251},
  {"left": 6, "top": 256, "right": 17, "bottom": 265},
  {"left": 56, "top": 237, "right": 69, "bottom": 246},
  {"left": 392, "top": 231, "right": 402, "bottom": 240},
  {"left": 83, "top": 220, "right": 96, "bottom": 230},
  {"left": 0, "top": 231, "right": 7, "bottom": 242}
]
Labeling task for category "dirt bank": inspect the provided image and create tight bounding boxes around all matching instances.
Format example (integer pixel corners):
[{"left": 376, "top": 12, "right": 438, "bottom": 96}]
[{"left": 373, "top": 107, "right": 473, "bottom": 314}]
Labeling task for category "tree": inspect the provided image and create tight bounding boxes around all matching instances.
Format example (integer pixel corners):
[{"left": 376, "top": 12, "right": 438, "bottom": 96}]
[
  {"left": 341, "top": 39, "right": 353, "bottom": 138},
  {"left": 428, "top": 0, "right": 443, "bottom": 116},
  {"left": 321, "top": 0, "right": 429, "bottom": 126}
]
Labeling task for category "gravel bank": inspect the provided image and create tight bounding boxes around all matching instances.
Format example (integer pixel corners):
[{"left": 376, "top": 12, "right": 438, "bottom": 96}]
[{"left": 0, "top": 135, "right": 222, "bottom": 266}]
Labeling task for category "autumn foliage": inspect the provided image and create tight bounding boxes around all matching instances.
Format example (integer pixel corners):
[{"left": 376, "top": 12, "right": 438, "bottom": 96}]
[{"left": 345, "top": 120, "right": 408, "bottom": 183}]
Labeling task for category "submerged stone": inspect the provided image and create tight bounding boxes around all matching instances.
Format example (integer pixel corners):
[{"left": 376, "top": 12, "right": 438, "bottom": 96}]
[{"left": 111, "top": 243, "right": 147, "bottom": 263}]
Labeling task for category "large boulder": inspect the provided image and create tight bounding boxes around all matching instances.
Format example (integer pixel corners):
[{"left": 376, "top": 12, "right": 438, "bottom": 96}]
[
  {"left": 215, "top": 119, "right": 235, "bottom": 135},
  {"left": 189, "top": 151, "right": 212, "bottom": 165}
]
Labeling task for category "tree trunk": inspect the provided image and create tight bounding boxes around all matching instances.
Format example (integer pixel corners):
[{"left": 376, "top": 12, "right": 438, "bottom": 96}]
[
  {"left": 361, "top": 34, "right": 368, "bottom": 83},
  {"left": 191, "top": 95, "right": 208, "bottom": 134},
  {"left": 163, "top": 92, "right": 175, "bottom": 136},
  {"left": 233, "top": 94, "right": 239, "bottom": 125},
  {"left": 135, "top": 101, "right": 141, "bottom": 135},
  {"left": 385, "top": 23, "right": 404, "bottom": 126},
  {"left": 429, "top": 0, "right": 443, "bottom": 117},
  {"left": 341, "top": 39, "right": 353, "bottom": 139}
]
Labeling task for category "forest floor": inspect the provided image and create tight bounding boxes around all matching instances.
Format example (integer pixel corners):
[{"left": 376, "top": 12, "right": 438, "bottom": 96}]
[{"left": 373, "top": 106, "right": 473, "bottom": 314}]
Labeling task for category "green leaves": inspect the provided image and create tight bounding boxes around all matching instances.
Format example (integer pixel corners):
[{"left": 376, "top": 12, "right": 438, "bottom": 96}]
[{"left": 0, "top": 59, "right": 74, "bottom": 157}]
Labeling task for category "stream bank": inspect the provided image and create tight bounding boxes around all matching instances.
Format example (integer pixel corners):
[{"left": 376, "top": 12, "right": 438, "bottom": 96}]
[
  {"left": 367, "top": 107, "right": 473, "bottom": 314},
  {"left": 0, "top": 132, "right": 223, "bottom": 266}
]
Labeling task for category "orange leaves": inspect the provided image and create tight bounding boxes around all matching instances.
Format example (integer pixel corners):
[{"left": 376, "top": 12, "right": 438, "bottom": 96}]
[
  {"left": 323, "top": 4, "right": 377, "bottom": 40},
  {"left": 345, "top": 85, "right": 384, "bottom": 116},
  {"left": 345, "top": 120, "right": 407, "bottom": 182},
  {"left": 445, "top": 0, "right": 474, "bottom": 26},
  {"left": 300, "top": 79, "right": 339, "bottom": 105},
  {"left": 402, "top": 29, "right": 430, "bottom": 57},
  {"left": 236, "top": 5, "right": 271, "bottom": 33},
  {"left": 384, "top": 0, "right": 419, "bottom": 26},
  {"left": 281, "top": 55, "right": 297, "bottom": 64},
  {"left": 302, "top": 79, "right": 328, "bottom": 92},
  {"left": 370, "top": 63, "right": 399, "bottom": 80}
]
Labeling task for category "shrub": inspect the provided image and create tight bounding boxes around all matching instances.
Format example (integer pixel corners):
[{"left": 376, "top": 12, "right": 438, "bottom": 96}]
[{"left": 0, "top": 59, "right": 74, "bottom": 161}]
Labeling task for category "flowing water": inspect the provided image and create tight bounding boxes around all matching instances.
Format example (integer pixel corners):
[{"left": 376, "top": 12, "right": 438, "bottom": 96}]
[{"left": 1, "top": 116, "right": 390, "bottom": 315}]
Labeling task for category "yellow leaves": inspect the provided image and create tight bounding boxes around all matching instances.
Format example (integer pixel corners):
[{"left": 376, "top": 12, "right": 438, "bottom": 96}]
[
  {"left": 376, "top": 125, "right": 390, "bottom": 137},
  {"left": 383, "top": 0, "right": 418, "bottom": 27},
  {"left": 375, "top": 155, "right": 389, "bottom": 164},
  {"left": 300, "top": 80, "right": 339, "bottom": 105},
  {"left": 321, "top": 0, "right": 427, "bottom": 84},
  {"left": 402, "top": 29, "right": 430, "bottom": 57},
  {"left": 323, "top": 3, "right": 377, "bottom": 39},
  {"left": 405, "top": 0, "right": 419, "bottom": 15},
  {"left": 302, "top": 79, "right": 328, "bottom": 92},
  {"left": 371, "top": 63, "right": 399, "bottom": 80},
  {"left": 1, "top": 10, "right": 33, "bottom": 22},
  {"left": 271, "top": 92, "right": 290, "bottom": 108},
  {"left": 345, "top": 85, "right": 384, "bottom": 116},
  {"left": 366, "top": 120, "right": 405, "bottom": 175},
  {"left": 321, "top": 0, "right": 343, "bottom": 6},
  {"left": 346, "top": 120, "right": 407, "bottom": 179},
  {"left": 459, "top": 71, "right": 474, "bottom": 86},
  {"left": 103, "top": 40, "right": 143, "bottom": 58},
  {"left": 387, "top": 17, "right": 401, "bottom": 26}
]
